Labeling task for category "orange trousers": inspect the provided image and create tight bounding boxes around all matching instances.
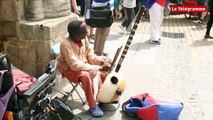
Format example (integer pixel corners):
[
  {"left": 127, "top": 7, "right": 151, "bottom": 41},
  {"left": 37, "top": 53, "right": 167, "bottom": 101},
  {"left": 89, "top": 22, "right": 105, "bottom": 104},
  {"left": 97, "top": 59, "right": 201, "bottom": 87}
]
[{"left": 63, "top": 70, "right": 106, "bottom": 109}]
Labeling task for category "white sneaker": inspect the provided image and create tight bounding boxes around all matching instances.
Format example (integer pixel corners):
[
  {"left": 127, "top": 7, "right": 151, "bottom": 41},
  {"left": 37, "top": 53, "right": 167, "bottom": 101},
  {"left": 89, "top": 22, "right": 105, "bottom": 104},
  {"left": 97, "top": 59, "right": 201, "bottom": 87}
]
[
  {"left": 124, "top": 30, "right": 130, "bottom": 35},
  {"left": 119, "top": 25, "right": 125, "bottom": 32},
  {"left": 150, "top": 40, "right": 161, "bottom": 45},
  {"left": 192, "top": 20, "right": 203, "bottom": 25}
]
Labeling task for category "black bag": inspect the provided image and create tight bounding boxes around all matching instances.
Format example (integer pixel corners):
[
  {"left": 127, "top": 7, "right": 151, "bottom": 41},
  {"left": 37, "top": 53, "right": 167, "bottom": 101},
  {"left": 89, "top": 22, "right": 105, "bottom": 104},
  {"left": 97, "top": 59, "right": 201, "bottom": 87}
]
[
  {"left": 0, "top": 53, "right": 13, "bottom": 95},
  {"left": 50, "top": 98, "right": 81, "bottom": 120},
  {"left": 29, "top": 97, "right": 81, "bottom": 120},
  {"left": 85, "top": 4, "right": 113, "bottom": 28}
]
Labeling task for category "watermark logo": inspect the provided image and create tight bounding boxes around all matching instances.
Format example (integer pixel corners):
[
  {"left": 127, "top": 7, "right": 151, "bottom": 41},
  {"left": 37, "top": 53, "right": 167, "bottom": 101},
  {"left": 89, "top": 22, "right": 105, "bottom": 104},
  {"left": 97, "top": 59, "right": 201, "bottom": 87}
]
[{"left": 170, "top": 5, "right": 207, "bottom": 13}]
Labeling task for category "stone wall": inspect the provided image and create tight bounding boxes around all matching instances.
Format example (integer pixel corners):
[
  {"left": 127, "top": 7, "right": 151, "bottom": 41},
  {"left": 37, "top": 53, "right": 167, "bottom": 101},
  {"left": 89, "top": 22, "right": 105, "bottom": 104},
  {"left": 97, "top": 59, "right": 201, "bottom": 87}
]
[
  {"left": 0, "top": 0, "right": 22, "bottom": 52},
  {"left": 25, "top": 0, "right": 70, "bottom": 21},
  {"left": 8, "top": 16, "right": 77, "bottom": 77},
  {"left": 0, "top": 0, "right": 78, "bottom": 78},
  {"left": 0, "top": 0, "right": 20, "bottom": 21}
]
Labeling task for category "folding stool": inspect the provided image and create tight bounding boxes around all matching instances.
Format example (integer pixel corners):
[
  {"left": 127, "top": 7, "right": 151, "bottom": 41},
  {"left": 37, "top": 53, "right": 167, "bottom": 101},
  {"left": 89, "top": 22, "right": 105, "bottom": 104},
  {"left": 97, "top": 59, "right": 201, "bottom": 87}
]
[{"left": 52, "top": 42, "right": 86, "bottom": 105}]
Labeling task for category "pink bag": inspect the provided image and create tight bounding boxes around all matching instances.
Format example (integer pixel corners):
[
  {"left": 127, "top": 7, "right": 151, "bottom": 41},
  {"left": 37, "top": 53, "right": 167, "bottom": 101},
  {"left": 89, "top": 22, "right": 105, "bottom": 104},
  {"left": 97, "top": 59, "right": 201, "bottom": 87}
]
[{"left": 12, "top": 69, "right": 36, "bottom": 93}]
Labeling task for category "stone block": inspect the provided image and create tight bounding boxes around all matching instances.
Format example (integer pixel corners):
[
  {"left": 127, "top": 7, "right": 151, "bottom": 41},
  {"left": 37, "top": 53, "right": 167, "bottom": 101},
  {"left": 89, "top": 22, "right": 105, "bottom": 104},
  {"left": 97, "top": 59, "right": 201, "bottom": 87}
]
[
  {"left": 0, "top": 0, "right": 19, "bottom": 21},
  {"left": 17, "top": 0, "right": 25, "bottom": 21},
  {"left": 0, "top": 22, "right": 2, "bottom": 38},
  {"left": 17, "top": 23, "right": 35, "bottom": 40},
  {"left": 18, "top": 24, "right": 55, "bottom": 41},
  {"left": 57, "top": 11, "right": 71, "bottom": 18},
  {"left": 2, "top": 21, "right": 16, "bottom": 37},
  {"left": 8, "top": 40, "right": 36, "bottom": 64},
  {"left": 55, "top": 21, "right": 68, "bottom": 38},
  {"left": 0, "top": 37, "right": 12, "bottom": 52},
  {"left": 8, "top": 14, "right": 78, "bottom": 77},
  {"left": 34, "top": 25, "right": 45, "bottom": 40},
  {"left": 9, "top": 55, "right": 23, "bottom": 70},
  {"left": 43, "top": 26, "right": 55, "bottom": 40},
  {"left": 35, "top": 25, "right": 56, "bottom": 41},
  {"left": 17, "top": 15, "right": 76, "bottom": 41},
  {"left": 35, "top": 63, "right": 47, "bottom": 78},
  {"left": 22, "top": 62, "right": 37, "bottom": 77},
  {"left": 21, "top": 62, "right": 47, "bottom": 77},
  {"left": 7, "top": 44, "right": 20, "bottom": 58},
  {"left": 37, "top": 41, "right": 52, "bottom": 63},
  {"left": 25, "top": 0, "right": 45, "bottom": 21},
  {"left": 44, "top": 0, "right": 70, "bottom": 18},
  {"left": 20, "top": 49, "right": 37, "bottom": 64}
]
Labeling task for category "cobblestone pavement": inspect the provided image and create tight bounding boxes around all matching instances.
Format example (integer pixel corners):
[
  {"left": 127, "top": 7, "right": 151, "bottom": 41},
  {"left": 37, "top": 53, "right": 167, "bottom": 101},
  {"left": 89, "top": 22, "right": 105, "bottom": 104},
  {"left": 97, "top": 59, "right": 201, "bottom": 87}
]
[{"left": 65, "top": 14, "right": 213, "bottom": 120}]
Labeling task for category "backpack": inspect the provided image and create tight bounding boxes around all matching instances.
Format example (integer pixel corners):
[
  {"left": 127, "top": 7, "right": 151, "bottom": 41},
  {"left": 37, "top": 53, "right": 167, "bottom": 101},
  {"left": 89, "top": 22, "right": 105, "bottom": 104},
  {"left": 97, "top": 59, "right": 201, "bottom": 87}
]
[
  {"left": 122, "top": 93, "right": 184, "bottom": 120},
  {"left": 28, "top": 97, "right": 81, "bottom": 120},
  {"left": 50, "top": 97, "right": 81, "bottom": 120},
  {"left": 86, "top": 3, "right": 113, "bottom": 28}
]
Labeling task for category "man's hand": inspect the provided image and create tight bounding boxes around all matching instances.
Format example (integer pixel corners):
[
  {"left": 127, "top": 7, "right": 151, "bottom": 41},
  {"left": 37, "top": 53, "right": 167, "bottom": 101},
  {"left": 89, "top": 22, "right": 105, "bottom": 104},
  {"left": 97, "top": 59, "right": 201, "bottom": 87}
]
[
  {"left": 101, "top": 56, "right": 112, "bottom": 65},
  {"left": 74, "top": 10, "right": 80, "bottom": 16},
  {"left": 99, "top": 63, "right": 112, "bottom": 71}
]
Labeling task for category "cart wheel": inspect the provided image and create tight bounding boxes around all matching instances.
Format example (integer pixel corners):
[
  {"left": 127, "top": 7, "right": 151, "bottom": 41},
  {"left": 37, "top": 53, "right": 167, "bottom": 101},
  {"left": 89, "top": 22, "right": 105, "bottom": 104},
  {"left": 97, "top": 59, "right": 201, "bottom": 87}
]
[{"left": 184, "top": 13, "right": 192, "bottom": 19}]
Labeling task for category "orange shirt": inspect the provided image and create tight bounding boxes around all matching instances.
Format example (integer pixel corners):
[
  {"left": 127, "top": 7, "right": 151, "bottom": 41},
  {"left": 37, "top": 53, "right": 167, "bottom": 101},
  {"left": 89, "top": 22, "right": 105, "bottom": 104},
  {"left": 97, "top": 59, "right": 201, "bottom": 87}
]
[
  {"left": 57, "top": 37, "right": 103, "bottom": 76},
  {"left": 156, "top": 0, "right": 166, "bottom": 7}
]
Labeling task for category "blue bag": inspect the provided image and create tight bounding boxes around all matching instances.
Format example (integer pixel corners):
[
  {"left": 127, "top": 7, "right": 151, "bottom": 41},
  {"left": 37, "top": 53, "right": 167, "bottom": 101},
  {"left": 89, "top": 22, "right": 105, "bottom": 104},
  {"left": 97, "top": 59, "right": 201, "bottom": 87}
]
[{"left": 122, "top": 93, "right": 184, "bottom": 120}]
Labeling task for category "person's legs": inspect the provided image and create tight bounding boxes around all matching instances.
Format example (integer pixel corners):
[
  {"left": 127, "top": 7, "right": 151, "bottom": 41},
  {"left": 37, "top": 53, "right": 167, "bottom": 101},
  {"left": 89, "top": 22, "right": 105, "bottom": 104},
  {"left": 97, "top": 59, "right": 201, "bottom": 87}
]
[
  {"left": 119, "top": 18, "right": 127, "bottom": 32},
  {"left": 84, "top": 2, "right": 95, "bottom": 43},
  {"left": 94, "top": 28, "right": 110, "bottom": 56},
  {"left": 121, "top": 18, "right": 127, "bottom": 27},
  {"left": 79, "top": 72, "right": 104, "bottom": 116},
  {"left": 114, "top": 8, "right": 119, "bottom": 20},
  {"left": 114, "top": 0, "right": 119, "bottom": 20},
  {"left": 125, "top": 8, "right": 135, "bottom": 30},
  {"left": 205, "top": 10, "right": 213, "bottom": 38},
  {"left": 80, "top": 72, "right": 96, "bottom": 108},
  {"left": 193, "top": 11, "right": 208, "bottom": 25},
  {"left": 158, "top": 6, "right": 164, "bottom": 40},
  {"left": 63, "top": 70, "right": 96, "bottom": 108},
  {"left": 88, "top": 27, "right": 95, "bottom": 44},
  {"left": 149, "top": 3, "right": 164, "bottom": 43},
  {"left": 201, "top": 11, "right": 208, "bottom": 20},
  {"left": 89, "top": 27, "right": 94, "bottom": 36},
  {"left": 81, "top": 0, "right": 85, "bottom": 16}
]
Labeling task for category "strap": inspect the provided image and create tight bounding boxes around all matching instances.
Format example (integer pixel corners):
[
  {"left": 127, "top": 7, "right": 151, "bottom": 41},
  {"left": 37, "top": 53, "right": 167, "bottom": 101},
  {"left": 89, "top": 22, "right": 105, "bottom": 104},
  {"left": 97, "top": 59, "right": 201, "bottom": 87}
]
[
  {"left": 92, "top": 0, "right": 111, "bottom": 9},
  {"left": 0, "top": 83, "right": 15, "bottom": 120},
  {"left": 121, "top": 99, "right": 136, "bottom": 117},
  {"left": 94, "top": 0, "right": 110, "bottom": 3},
  {"left": 142, "top": 93, "right": 149, "bottom": 101},
  {"left": 0, "top": 71, "right": 5, "bottom": 91}
]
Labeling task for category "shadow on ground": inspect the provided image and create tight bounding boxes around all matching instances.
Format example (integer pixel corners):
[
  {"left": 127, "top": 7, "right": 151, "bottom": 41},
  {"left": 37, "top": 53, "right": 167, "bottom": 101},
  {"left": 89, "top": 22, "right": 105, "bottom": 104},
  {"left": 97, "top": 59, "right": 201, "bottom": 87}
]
[
  {"left": 129, "top": 40, "right": 157, "bottom": 51},
  {"left": 190, "top": 39, "right": 213, "bottom": 47}
]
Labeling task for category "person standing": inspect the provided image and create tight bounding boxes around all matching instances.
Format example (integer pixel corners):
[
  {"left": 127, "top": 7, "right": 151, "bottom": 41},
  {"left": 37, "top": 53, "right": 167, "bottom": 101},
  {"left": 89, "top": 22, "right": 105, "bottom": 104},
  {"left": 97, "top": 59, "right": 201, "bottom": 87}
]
[
  {"left": 204, "top": 0, "right": 213, "bottom": 39},
  {"left": 92, "top": 0, "right": 115, "bottom": 56},
  {"left": 193, "top": 11, "right": 208, "bottom": 25},
  {"left": 71, "top": 0, "right": 95, "bottom": 44},
  {"left": 71, "top": 0, "right": 85, "bottom": 16},
  {"left": 57, "top": 20, "right": 111, "bottom": 117},
  {"left": 84, "top": 0, "right": 95, "bottom": 44},
  {"left": 120, "top": 0, "right": 136, "bottom": 32},
  {"left": 141, "top": 0, "right": 149, "bottom": 18},
  {"left": 193, "top": 0, "right": 208, "bottom": 25},
  {"left": 114, "top": 0, "right": 120, "bottom": 20},
  {"left": 147, "top": 0, "right": 169, "bottom": 45}
]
